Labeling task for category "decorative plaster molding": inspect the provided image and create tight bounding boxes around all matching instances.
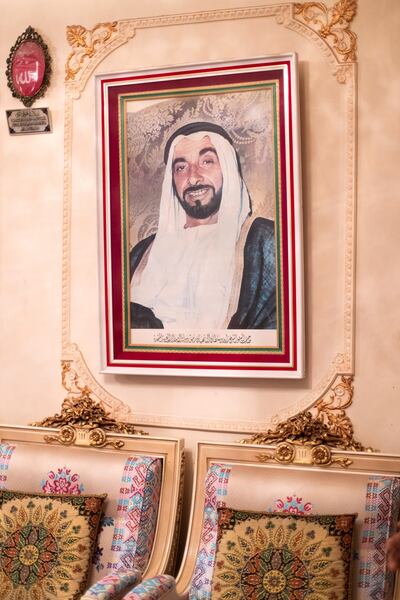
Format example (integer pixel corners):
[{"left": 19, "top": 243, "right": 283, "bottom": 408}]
[
  {"left": 61, "top": 346, "right": 133, "bottom": 421},
  {"left": 62, "top": 1, "right": 359, "bottom": 434},
  {"left": 65, "top": 21, "right": 135, "bottom": 96},
  {"left": 64, "top": 2, "right": 358, "bottom": 90},
  {"left": 32, "top": 391, "right": 146, "bottom": 448},
  {"left": 61, "top": 93, "right": 73, "bottom": 358},
  {"left": 257, "top": 375, "right": 358, "bottom": 443},
  {"left": 66, "top": 22, "right": 118, "bottom": 82},
  {"left": 294, "top": 0, "right": 357, "bottom": 63}
]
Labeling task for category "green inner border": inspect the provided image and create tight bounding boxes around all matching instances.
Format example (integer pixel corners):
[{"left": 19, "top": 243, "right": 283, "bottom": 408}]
[{"left": 118, "top": 82, "right": 282, "bottom": 353}]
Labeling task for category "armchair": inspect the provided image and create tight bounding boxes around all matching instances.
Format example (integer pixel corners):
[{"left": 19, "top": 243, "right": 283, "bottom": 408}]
[
  {"left": 0, "top": 404, "right": 183, "bottom": 600},
  {"left": 128, "top": 440, "right": 400, "bottom": 600}
]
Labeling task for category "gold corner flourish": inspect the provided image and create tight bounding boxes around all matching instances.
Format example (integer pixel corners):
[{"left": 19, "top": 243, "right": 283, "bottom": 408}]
[
  {"left": 294, "top": 0, "right": 357, "bottom": 62},
  {"left": 242, "top": 376, "right": 373, "bottom": 463},
  {"left": 65, "top": 21, "right": 118, "bottom": 82},
  {"left": 31, "top": 386, "right": 147, "bottom": 449}
]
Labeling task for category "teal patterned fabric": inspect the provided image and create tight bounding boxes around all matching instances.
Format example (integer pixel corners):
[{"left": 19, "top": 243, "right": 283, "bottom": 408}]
[
  {"left": 109, "top": 457, "right": 163, "bottom": 573},
  {"left": 123, "top": 574, "right": 175, "bottom": 600},
  {"left": 81, "top": 569, "right": 141, "bottom": 600},
  {"left": 189, "top": 464, "right": 232, "bottom": 600},
  {"left": 358, "top": 476, "right": 400, "bottom": 598}
]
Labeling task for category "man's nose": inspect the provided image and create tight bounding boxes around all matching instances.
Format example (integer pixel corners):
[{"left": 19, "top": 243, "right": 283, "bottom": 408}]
[{"left": 188, "top": 163, "right": 202, "bottom": 185}]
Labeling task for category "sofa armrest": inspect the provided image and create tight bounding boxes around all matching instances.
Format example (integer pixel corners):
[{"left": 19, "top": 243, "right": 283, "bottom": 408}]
[
  {"left": 123, "top": 575, "right": 177, "bottom": 600},
  {"left": 81, "top": 569, "right": 142, "bottom": 600}
]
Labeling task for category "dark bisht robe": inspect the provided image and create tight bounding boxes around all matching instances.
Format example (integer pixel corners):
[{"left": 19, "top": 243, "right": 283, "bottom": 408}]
[{"left": 129, "top": 217, "right": 276, "bottom": 330}]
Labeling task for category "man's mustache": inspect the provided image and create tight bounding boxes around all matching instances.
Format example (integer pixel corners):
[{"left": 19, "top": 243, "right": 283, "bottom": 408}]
[{"left": 183, "top": 184, "right": 214, "bottom": 199}]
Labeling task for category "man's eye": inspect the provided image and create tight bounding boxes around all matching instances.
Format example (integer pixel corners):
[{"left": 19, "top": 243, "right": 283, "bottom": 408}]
[
  {"left": 202, "top": 158, "right": 215, "bottom": 166},
  {"left": 174, "top": 164, "right": 186, "bottom": 173}
]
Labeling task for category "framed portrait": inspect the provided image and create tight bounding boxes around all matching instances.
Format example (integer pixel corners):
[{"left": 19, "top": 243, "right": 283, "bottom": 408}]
[{"left": 97, "top": 54, "right": 303, "bottom": 377}]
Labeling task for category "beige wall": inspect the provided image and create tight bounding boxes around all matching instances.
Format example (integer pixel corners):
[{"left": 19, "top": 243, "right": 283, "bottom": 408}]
[{"left": 0, "top": 0, "right": 399, "bottom": 455}]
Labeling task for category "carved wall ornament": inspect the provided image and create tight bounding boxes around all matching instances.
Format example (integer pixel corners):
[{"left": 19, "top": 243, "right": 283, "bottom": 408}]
[
  {"left": 242, "top": 376, "right": 371, "bottom": 453},
  {"left": 61, "top": 351, "right": 133, "bottom": 422},
  {"left": 65, "top": 22, "right": 118, "bottom": 82},
  {"left": 64, "top": 2, "right": 358, "bottom": 90},
  {"left": 255, "top": 441, "right": 353, "bottom": 469},
  {"left": 294, "top": 0, "right": 357, "bottom": 63},
  {"left": 31, "top": 389, "right": 147, "bottom": 449}
]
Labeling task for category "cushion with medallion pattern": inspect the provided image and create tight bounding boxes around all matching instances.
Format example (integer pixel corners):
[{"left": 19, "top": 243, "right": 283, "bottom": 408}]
[
  {"left": 211, "top": 508, "right": 356, "bottom": 600},
  {"left": 0, "top": 489, "right": 106, "bottom": 600}
]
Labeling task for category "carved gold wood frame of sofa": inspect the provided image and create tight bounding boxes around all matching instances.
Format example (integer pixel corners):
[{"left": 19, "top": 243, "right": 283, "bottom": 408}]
[{"left": 62, "top": 0, "right": 359, "bottom": 434}]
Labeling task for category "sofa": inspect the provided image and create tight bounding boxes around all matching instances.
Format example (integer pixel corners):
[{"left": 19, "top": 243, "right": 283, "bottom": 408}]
[{"left": 0, "top": 410, "right": 184, "bottom": 600}]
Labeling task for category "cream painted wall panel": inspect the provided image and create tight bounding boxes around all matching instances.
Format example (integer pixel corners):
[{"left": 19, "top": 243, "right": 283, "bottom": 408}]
[
  {"left": 0, "top": 0, "right": 398, "bottom": 452},
  {"left": 67, "top": 12, "right": 348, "bottom": 430},
  {"left": 349, "top": 0, "right": 400, "bottom": 452}
]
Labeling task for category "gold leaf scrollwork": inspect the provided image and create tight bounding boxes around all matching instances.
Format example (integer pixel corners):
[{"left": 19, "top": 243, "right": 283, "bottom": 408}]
[
  {"left": 311, "top": 445, "right": 353, "bottom": 468},
  {"left": 243, "top": 375, "right": 365, "bottom": 451},
  {"left": 256, "top": 442, "right": 353, "bottom": 468},
  {"left": 311, "top": 444, "right": 331, "bottom": 464},
  {"left": 276, "top": 442, "right": 296, "bottom": 463},
  {"left": 243, "top": 376, "right": 371, "bottom": 467},
  {"left": 44, "top": 425, "right": 76, "bottom": 446},
  {"left": 256, "top": 453, "right": 274, "bottom": 464},
  {"left": 65, "top": 22, "right": 118, "bottom": 81},
  {"left": 294, "top": 0, "right": 357, "bottom": 62},
  {"left": 88, "top": 427, "right": 125, "bottom": 450},
  {"left": 256, "top": 442, "right": 353, "bottom": 469},
  {"left": 314, "top": 375, "right": 362, "bottom": 449},
  {"left": 32, "top": 388, "right": 146, "bottom": 435},
  {"left": 31, "top": 370, "right": 147, "bottom": 449},
  {"left": 62, "top": 360, "right": 85, "bottom": 396}
]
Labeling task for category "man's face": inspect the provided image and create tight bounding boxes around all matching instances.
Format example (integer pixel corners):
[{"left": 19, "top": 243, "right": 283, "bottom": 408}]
[{"left": 172, "top": 135, "right": 223, "bottom": 220}]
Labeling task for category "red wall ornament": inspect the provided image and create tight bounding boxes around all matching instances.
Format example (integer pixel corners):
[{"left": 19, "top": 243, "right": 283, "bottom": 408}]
[{"left": 6, "top": 26, "right": 51, "bottom": 107}]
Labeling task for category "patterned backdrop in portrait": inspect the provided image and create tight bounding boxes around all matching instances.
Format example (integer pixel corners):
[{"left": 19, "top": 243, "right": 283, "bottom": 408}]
[{"left": 126, "top": 89, "right": 275, "bottom": 248}]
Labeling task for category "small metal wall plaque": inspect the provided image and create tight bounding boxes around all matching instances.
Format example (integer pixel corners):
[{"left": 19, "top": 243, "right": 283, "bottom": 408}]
[{"left": 6, "top": 107, "right": 52, "bottom": 135}]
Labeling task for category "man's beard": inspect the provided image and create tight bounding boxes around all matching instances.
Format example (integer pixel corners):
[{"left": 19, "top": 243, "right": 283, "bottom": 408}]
[{"left": 175, "top": 184, "right": 222, "bottom": 220}]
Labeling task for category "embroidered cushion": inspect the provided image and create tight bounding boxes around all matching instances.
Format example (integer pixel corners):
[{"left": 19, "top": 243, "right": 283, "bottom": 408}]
[
  {"left": 211, "top": 508, "right": 356, "bottom": 600},
  {"left": 0, "top": 443, "right": 164, "bottom": 581},
  {"left": 0, "top": 489, "right": 106, "bottom": 600}
]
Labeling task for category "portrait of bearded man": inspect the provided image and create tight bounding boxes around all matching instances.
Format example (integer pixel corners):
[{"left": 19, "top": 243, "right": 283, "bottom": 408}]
[{"left": 129, "top": 121, "right": 276, "bottom": 331}]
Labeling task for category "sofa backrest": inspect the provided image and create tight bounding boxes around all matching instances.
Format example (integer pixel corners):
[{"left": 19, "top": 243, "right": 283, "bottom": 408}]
[
  {"left": 0, "top": 424, "right": 183, "bottom": 588},
  {"left": 177, "top": 441, "right": 400, "bottom": 600}
]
